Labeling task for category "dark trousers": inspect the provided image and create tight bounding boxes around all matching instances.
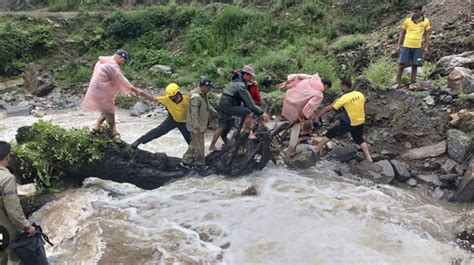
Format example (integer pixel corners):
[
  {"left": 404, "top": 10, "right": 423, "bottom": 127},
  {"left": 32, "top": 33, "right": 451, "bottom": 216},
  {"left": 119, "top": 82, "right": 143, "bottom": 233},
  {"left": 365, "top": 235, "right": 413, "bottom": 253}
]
[{"left": 135, "top": 116, "right": 191, "bottom": 145}]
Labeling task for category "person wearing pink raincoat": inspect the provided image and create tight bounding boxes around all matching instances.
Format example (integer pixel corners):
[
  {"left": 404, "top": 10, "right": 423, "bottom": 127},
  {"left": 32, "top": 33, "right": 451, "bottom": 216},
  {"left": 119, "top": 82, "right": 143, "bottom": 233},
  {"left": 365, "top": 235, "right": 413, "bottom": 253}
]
[
  {"left": 276, "top": 73, "right": 332, "bottom": 156},
  {"left": 81, "top": 49, "right": 142, "bottom": 144}
]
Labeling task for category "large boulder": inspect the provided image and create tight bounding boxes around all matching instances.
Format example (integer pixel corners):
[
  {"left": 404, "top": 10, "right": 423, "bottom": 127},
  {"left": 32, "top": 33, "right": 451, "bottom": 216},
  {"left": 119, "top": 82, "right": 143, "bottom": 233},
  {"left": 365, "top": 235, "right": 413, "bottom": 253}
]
[
  {"left": 455, "top": 159, "right": 474, "bottom": 202},
  {"left": 284, "top": 144, "right": 319, "bottom": 169},
  {"left": 351, "top": 160, "right": 395, "bottom": 184},
  {"left": 430, "top": 51, "right": 474, "bottom": 77},
  {"left": 0, "top": 100, "right": 32, "bottom": 117},
  {"left": 130, "top": 102, "right": 148, "bottom": 117},
  {"left": 402, "top": 141, "right": 446, "bottom": 160},
  {"left": 447, "top": 129, "right": 473, "bottom": 164},
  {"left": 447, "top": 67, "right": 474, "bottom": 94},
  {"left": 390, "top": 160, "right": 411, "bottom": 181},
  {"left": 23, "top": 63, "right": 55, "bottom": 97}
]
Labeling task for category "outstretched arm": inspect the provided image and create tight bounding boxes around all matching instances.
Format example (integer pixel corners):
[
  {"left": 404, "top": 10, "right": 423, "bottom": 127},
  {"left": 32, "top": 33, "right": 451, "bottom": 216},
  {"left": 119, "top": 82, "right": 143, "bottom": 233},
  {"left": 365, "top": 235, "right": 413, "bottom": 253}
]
[
  {"left": 313, "top": 104, "right": 334, "bottom": 120},
  {"left": 140, "top": 91, "right": 157, "bottom": 102}
]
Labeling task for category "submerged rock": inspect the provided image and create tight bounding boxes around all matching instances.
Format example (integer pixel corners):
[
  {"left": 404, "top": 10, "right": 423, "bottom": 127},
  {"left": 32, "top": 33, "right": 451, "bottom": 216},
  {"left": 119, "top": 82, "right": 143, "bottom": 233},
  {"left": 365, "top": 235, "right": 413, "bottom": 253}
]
[{"left": 416, "top": 174, "right": 443, "bottom": 187}]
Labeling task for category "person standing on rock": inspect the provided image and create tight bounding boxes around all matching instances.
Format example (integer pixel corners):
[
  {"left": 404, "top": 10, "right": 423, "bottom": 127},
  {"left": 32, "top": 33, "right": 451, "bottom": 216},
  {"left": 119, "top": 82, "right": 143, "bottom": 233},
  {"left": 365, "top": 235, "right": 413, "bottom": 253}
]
[
  {"left": 0, "top": 141, "right": 36, "bottom": 264},
  {"left": 314, "top": 78, "right": 373, "bottom": 162},
  {"left": 276, "top": 73, "right": 332, "bottom": 157},
  {"left": 395, "top": 3, "right": 431, "bottom": 90},
  {"left": 131, "top": 83, "right": 191, "bottom": 149},
  {"left": 81, "top": 49, "right": 143, "bottom": 144},
  {"left": 180, "top": 78, "right": 217, "bottom": 171},
  {"left": 209, "top": 65, "right": 270, "bottom": 152}
]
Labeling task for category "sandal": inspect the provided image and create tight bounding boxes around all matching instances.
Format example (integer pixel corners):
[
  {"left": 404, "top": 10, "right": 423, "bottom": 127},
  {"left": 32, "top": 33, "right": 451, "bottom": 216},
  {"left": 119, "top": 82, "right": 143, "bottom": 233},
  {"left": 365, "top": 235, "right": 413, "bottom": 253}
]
[
  {"left": 90, "top": 127, "right": 105, "bottom": 136},
  {"left": 112, "top": 133, "right": 122, "bottom": 144}
]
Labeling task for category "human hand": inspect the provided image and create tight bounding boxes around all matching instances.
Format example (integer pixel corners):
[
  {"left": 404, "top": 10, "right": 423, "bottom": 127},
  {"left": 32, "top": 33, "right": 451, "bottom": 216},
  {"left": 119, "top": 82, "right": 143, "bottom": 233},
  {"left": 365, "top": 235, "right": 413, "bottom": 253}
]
[
  {"left": 395, "top": 45, "right": 400, "bottom": 54},
  {"left": 193, "top": 128, "right": 199, "bottom": 135},
  {"left": 26, "top": 226, "right": 36, "bottom": 237},
  {"left": 275, "top": 82, "right": 286, "bottom": 90},
  {"left": 423, "top": 46, "right": 429, "bottom": 55},
  {"left": 261, "top": 112, "right": 270, "bottom": 122}
]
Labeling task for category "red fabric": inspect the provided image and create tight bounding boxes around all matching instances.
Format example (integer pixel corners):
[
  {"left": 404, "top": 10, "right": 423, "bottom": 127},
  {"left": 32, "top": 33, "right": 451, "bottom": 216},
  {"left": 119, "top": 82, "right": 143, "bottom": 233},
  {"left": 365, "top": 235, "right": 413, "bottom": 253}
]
[{"left": 248, "top": 82, "right": 262, "bottom": 105}]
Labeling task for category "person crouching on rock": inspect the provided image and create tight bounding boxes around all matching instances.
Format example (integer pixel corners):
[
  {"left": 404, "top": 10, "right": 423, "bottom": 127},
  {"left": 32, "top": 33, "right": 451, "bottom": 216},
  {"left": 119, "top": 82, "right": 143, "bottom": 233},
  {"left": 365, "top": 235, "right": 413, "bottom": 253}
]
[
  {"left": 314, "top": 77, "right": 373, "bottom": 162},
  {"left": 81, "top": 49, "right": 143, "bottom": 144},
  {"left": 209, "top": 65, "right": 270, "bottom": 151},
  {"left": 180, "top": 78, "right": 218, "bottom": 171},
  {"left": 131, "top": 83, "right": 191, "bottom": 149},
  {"left": 0, "top": 141, "right": 36, "bottom": 264},
  {"left": 276, "top": 73, "right": 332, "bottom": 157}
]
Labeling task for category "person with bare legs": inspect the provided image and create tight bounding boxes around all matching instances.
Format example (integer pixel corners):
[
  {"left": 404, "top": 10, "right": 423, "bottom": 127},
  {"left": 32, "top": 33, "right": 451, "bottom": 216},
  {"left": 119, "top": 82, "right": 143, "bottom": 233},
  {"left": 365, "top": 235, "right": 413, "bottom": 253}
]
[
  {"left": 314, "top": 77, "right": 373, "bottom": 162},
  {"left": 395, "top": 3, "right": 431, "bottom": 90},
  {"left": 81, "top": 49, "right": 142, "bottom": 144}
]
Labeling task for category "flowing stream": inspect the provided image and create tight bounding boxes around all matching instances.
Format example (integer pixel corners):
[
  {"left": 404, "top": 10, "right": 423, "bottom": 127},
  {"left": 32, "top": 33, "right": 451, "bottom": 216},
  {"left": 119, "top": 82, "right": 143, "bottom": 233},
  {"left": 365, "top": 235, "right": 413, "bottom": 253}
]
[{"left": 1, "top": 109, "right": 473, "bottom": 264}]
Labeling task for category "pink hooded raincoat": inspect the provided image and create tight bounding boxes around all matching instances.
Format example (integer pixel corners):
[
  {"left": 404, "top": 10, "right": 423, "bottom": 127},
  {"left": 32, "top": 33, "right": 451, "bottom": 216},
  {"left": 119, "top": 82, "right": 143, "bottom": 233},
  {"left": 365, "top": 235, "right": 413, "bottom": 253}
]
[
  {"left": 281, "top": 73, "right": 325, "bottom": 123},
  {"left": 81, "top": 56, "right": 132, "bottom": 113}
]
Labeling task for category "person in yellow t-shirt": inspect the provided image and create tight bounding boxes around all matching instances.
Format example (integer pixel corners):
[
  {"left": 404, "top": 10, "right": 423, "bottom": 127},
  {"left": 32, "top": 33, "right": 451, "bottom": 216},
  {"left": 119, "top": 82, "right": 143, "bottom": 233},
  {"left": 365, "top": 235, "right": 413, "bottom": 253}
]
[
  {"left": 395, "top": 3, "right": 431, "bottom": 90},
  {"left": 314, "top": 78, "right": 373, "bottom": 162},
  {"left": 131, "top": 83, "right": 191, "bottom": 149}
]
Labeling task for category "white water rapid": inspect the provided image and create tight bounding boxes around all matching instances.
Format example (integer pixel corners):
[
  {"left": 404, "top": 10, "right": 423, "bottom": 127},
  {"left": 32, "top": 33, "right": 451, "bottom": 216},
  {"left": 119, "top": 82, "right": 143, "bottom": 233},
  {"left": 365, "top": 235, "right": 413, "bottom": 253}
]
[{"left": 1, "top": 109, "right": 473, "bottom": 264}]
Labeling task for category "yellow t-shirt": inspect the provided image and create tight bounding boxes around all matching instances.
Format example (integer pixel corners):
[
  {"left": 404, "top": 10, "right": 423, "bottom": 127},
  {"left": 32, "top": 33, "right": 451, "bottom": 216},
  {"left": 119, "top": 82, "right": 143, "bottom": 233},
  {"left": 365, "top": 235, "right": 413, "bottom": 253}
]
[
  {"left": 402, "top": 17, "right": 431, "bottom": 48},
  {"left": 156, "top": 94, "right": 190, "bottom": 123},
  {"left": 332, "top": 91, "right": 366, "bottom": 126}
]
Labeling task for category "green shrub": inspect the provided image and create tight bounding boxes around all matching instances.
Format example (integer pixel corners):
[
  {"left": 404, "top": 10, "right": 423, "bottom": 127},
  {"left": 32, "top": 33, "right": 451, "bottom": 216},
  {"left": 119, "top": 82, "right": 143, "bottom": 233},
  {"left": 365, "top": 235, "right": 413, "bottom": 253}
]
[
  {"left": 0, "top": 23, "right": 30, "bottom": 75},
  {"left": 329, "top": 34, "right": 364, "bottom": 52},
  {"left": 12, "top": 120, "right": 105, "bottom": 189},
  {"left": 28, "top": 25, "right": 55, "bottom": 56},
  {"left": 318, "top": 21, "right": 338, "bottom": 40},
  {"left": 363, "top": 58, "right": 396, "bottom": 89},
  {"left": 301, "top": 54, "right": 338, "bottom": 83},
  {"left": 340, "top": 15, "right": 372, "bottom": 34},
  {"left": 56, "top": 60, "right": 92, "bottom": 88},
  {"left": 300, "top": 1, "right": 328, "bottom": 21},
  {"left": 215, "top": 6, "right": 253, "bottom": 42},
  {"left": 254, "top": 47, "right": 299, "bottom": 77},
  {"left": 130, "top": 48, "right": 173, "bottom": 70},
  {"left": 184, "top": 13, "right": 218, "bottom": 53}
]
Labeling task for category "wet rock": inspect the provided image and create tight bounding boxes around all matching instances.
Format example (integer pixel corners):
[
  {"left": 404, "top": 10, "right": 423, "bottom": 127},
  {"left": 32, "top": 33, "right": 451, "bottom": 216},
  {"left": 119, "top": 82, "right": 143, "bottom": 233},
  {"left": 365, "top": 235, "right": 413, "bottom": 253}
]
[
  {"left": 441, "top": 159, "right": 458, "bottom": 174},
  {"left": 455, "top": 159, "right": 474, "bottom": 202},
  {"left": 407, "top": 178, "right": 418, "bottom": 187},
  {"left": 455, "top": 214, "right": 474, "bottom": 252},
  {"left": 380, "top": 149, "right": 398, "bottom": 159},
  {"left": 447, "top": 129, "right": 473, "bottom": 164},
  {"left": 241, "top": 185, "right": 259, "bottom": 196},
  {"left": 431, "top": 51, "right": 474, "bottom": 77},
  {"left": 329, "top": 145, "right": 357, "bottom": 162},
  {"left": 149, "top": 64, "right": 172, "bottom": 75},
  {"left": 416, "top": 174, "right": 443, "bottom": 187},
  {"left": 430, "top": 187, "right": 445, "bottom": 199},
  {"left": 2, "top": 101, "right": 32, "bottom": 116},
  {"left": 220, "top": 242, "right": 231, "bottom": 249},
  {"left": 390, "top": 160, "right": 411, "bottom": 181},
  {"left": 23, "top": 63, "right": 55, "bottom": 97},
  {"left": 130, "top": 102, "right": 148, "bottom": 117},
  {"left": 285, "top": 144, "right": 319, "bottom": 169},
  {"left": 402, "top": 141, "right": 446, "bottom": 160},
  {"left": 440, "top": 95, "right": 453, "bottom": 104},
  {"left": 2, "top": 92, "right": 14, "bottom": 102},
  {"left": 0, "top": 78, "right": 24, "bottom": 92},
  {"left": 423, "top": 95, "right": 435, "bottom": 106},
  {"left": 31, "top": 109, "right": 46, "bottom": 118},
  {"left": 439, "top": 174, "right": 458, "bottom": 183},
  {"left": 455, "top": 164, "right": 466, "bottom": 176},
  {"left": 413, "top": 80, "right": 433, "bottom": 91},
  {"left": 351, "top": 160, "right": 395, "bottom": 184},
  {"left": 447, "top": 67, "right": 474, "bottom": 93}
]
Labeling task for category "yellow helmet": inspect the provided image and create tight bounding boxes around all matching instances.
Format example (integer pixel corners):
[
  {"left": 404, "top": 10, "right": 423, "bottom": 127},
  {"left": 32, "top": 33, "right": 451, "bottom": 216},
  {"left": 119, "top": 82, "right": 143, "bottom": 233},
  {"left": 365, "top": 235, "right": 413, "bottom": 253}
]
[{"left": 165, "top": 83, "right": 180, "bottom": 97}]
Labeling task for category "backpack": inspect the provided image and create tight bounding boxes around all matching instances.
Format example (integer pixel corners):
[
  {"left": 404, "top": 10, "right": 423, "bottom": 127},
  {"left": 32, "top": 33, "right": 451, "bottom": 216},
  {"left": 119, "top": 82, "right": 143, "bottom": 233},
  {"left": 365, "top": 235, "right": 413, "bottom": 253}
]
[{"left": 10, "top": 223, "right": 53, "bottom": 265}]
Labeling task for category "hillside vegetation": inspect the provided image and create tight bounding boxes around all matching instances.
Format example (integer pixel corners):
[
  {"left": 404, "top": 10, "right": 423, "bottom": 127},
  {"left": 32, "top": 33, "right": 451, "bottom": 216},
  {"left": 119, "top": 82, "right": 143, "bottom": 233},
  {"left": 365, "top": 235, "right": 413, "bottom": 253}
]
[{"left": 1, "top": 0, "right": 424, "bottom": 93}]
